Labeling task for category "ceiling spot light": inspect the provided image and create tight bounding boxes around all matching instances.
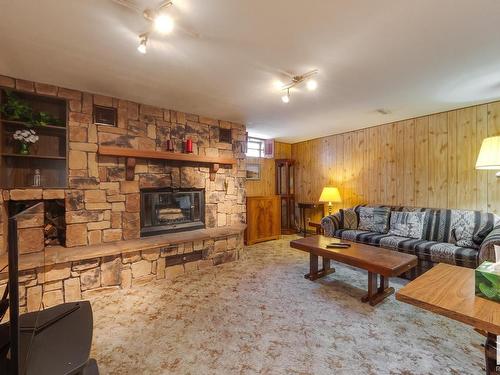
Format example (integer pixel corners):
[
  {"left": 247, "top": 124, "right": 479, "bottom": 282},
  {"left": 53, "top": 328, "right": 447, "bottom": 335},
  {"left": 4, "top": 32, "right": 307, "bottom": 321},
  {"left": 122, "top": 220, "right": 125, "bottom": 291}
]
[
  {"left": 276, "top": 69, "right": 318, "bottom": 103},
  {"left": 307, "top": 79, "right": 318, "bottom": 91},
  {"left": 138, "top": 35, "right": 148, "bottom": 54},
  {"left": 154, "top": 13, "right": 174, "bottom": 34},
  {"left": 281, "top": 89, "right": 290, "bottom": 104}
]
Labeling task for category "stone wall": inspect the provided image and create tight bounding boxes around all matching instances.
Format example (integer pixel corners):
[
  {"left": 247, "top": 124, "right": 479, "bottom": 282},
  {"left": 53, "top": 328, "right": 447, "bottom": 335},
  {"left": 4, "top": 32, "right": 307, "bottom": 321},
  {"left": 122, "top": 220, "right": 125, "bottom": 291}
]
[
  {"left": 18, "top": 232, "right": 243, "bottom": 314},
  {"left": 0, "top": 75, "right": 247, "bottom": 253}
]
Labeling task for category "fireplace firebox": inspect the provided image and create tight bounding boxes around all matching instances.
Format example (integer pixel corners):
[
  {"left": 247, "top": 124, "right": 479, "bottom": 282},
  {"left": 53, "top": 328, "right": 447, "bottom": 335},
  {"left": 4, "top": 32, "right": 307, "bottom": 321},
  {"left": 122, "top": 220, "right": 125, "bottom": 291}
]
[{"left": 140, "top": 188, "right": 205, "bottom": 237}]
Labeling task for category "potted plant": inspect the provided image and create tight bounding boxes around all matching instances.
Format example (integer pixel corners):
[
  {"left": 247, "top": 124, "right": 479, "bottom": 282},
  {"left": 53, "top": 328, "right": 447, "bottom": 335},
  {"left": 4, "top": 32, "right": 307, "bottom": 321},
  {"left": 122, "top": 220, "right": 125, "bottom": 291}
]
[{"left": 13, "top": 129, "right": 39, "bottom": 155}]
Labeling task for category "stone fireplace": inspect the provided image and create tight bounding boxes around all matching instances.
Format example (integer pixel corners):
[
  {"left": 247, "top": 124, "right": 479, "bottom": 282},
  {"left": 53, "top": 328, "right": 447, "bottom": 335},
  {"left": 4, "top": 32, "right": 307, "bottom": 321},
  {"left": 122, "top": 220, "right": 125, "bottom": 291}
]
[
  {"left": 0, "top": 74, "right": 248, "bottom": 313},
  {"left": 140, "top": 188, "right": 205, "bottom": 237}
]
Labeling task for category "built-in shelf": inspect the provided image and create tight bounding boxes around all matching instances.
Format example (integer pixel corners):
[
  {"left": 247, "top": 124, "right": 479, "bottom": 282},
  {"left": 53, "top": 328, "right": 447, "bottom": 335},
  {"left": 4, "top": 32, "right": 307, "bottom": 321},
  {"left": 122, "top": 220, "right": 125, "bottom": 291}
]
[
  {"left": 2, "top": 153, "right": 66, "bottom": 160},
  {"left": 98, "top": 146, "right": 237, "bottom": 181},
  {"left": 0, "top": 87, "right": 68, "bottom": 188},
  {"left": 1, "top": 119, "right": 66, "bottom": 131}
]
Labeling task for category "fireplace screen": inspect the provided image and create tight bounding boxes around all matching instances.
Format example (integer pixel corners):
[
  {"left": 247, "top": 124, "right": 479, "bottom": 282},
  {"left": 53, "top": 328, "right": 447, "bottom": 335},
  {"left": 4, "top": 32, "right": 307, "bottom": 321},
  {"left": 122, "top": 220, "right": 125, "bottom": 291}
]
[{"left": 141, "top": 188, "right": 205, "bottom": 236}]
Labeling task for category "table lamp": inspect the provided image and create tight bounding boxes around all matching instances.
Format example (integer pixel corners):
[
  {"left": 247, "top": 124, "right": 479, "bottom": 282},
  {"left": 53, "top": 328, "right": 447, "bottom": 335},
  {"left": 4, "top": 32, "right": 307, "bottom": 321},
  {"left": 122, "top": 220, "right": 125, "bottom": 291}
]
[
  {"left": 476, "top": 136, "right": 500, "bottom": 268},
  {"left": 319, "top": 186, "right": 342, "bottom": 215},
  {"left": 476, "top": 135, "right": 500, "bottom": 177}
]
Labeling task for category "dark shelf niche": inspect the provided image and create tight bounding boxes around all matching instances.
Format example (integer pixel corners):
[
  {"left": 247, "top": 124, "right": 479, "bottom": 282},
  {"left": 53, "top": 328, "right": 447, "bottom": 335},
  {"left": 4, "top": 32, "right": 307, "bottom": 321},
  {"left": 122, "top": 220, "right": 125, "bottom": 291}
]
[{"left": 0, "top": 87, "right": 68, "bottom": 189}]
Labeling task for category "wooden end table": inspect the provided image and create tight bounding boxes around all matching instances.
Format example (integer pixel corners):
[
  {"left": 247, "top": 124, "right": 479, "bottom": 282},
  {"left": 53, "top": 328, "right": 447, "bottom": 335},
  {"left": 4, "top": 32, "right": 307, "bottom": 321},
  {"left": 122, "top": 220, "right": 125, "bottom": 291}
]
[
  {"left": 396, "top": 263, "right": 500, "bottom": 374},
  {"left": 290, "top": 235, "right": 417, "bottom": 306},
  {"left": 297, "top": 203, "right": 324, "bottom": 237}
]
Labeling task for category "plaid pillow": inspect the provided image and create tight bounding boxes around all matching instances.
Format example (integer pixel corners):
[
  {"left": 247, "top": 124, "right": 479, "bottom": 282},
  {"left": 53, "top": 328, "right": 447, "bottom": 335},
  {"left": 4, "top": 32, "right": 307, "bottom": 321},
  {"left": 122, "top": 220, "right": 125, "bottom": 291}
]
[
  {"left": 389, "top": 211, "right": 427, "bottom": 239},
  {"left": 358, "top": 207, "right": 391, "bottom": 233},
  {"left": 340, "top": 208, "right": 358, "bottom": 229}
]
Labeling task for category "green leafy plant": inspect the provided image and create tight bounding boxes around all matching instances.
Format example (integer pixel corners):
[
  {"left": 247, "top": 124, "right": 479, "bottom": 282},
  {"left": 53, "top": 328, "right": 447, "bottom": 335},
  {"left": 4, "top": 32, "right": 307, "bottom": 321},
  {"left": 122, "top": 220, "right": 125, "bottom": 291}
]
[
  {"left": 0, "top": 90, "right": 34, "bottom": 123},
  {"left": 1, "top": 90, "right": 65, "bottom": 126}
]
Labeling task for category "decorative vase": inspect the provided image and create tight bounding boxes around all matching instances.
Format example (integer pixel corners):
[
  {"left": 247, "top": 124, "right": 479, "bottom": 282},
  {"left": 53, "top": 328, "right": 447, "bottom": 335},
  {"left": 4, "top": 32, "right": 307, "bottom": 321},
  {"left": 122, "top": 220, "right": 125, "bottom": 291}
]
[{"left": 19, "top": 142, "right": 30, "bottom": 155}]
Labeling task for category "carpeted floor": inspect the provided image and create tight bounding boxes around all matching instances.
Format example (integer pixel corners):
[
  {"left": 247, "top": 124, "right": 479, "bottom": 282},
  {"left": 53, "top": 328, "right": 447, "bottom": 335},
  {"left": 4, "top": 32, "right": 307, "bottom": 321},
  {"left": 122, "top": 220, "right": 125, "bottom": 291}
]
[{"left": 90, "top": 236, "right": 484, "bottom": 375}]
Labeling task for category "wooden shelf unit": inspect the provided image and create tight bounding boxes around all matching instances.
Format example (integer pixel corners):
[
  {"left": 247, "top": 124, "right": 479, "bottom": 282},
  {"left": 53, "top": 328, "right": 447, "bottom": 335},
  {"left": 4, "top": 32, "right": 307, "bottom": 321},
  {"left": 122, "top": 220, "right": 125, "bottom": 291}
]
[
  {"left": 0, "top": 88, "right": 68, "bottom": 189},
  {"left": 98, "top": 146, "right": 237, "bottom": 181},
  {"left": 275, "top": 158, "right": 296, "bottom": 234}
]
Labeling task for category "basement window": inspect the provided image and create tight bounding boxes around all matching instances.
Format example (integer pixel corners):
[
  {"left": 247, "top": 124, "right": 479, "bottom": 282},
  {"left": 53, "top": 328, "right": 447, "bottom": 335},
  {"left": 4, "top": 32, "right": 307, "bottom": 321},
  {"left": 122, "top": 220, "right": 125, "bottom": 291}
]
[{"left": 246, "top": 137, "right": 265, "bottom": 157}]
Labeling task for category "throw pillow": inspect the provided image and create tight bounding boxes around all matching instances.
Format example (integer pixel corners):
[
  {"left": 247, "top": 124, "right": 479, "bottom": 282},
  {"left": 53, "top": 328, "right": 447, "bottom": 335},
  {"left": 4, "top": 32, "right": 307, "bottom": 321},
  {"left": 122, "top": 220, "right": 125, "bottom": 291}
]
[
  {"left": 388, "top": 211, "right": 427, "bottom": 239},
  {"left": 358, "top": 207, "right": 391, "bottom": 233},
  {"left": 450, "top": 210, "right": 476, "bottom": 248},
  {"left": 340, "top": 208, "right": 358, "bottom": 229}
]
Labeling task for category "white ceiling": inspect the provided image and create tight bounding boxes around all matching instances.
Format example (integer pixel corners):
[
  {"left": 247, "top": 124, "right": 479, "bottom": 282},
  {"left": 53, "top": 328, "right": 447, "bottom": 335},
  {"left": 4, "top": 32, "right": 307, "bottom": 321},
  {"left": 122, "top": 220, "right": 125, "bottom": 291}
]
[{"left": 1, "top": 0, "right": 500, "bottom": 143}]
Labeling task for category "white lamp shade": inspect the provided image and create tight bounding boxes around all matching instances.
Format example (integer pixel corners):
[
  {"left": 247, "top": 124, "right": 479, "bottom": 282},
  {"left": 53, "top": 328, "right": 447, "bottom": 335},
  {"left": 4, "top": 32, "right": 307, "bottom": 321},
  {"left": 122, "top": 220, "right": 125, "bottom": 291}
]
[
  {"left": 476, "top": 136, "right": 500, "bottom": 170},
  {"left": 319, "top": 187, "right": 342, "bottom": 203}
]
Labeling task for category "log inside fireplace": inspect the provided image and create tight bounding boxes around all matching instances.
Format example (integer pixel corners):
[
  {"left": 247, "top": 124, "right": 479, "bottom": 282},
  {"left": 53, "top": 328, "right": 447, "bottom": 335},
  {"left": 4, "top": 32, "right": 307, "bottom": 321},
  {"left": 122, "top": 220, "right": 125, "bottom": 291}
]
[{"left": 140, "top": 188, "right": 205, "bottom": 237}]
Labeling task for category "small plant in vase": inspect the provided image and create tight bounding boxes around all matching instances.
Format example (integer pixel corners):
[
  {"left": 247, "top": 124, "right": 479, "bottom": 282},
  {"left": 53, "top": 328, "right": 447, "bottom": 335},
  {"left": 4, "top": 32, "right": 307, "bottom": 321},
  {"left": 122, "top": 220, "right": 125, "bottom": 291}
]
[{"left": 13, "top": 129, "right": 39, "bottom": 155}]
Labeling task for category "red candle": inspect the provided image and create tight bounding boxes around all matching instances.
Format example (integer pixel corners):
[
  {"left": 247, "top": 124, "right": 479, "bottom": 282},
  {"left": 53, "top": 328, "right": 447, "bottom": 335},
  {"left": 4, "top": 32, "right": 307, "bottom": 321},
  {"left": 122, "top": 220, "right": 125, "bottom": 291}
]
[{"left": 186, "top": 139, "right": 193, "bottom": 153}]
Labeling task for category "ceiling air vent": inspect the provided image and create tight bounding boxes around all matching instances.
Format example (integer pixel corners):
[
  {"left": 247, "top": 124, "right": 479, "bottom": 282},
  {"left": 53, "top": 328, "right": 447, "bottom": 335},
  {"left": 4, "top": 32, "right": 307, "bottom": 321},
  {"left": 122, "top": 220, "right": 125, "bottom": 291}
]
[{"left": 375, "top": 109, "right": 391, "bottom": 115}]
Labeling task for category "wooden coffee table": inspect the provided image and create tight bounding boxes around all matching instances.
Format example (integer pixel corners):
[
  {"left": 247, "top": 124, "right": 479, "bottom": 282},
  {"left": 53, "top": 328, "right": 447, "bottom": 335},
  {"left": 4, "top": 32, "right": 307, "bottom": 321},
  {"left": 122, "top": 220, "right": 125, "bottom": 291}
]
[
  {"left": 396, "top": 263, "right": 500, "bottom": 374},
  {"left": 290, "top": 235, "right": 418, "bottom": 306}
]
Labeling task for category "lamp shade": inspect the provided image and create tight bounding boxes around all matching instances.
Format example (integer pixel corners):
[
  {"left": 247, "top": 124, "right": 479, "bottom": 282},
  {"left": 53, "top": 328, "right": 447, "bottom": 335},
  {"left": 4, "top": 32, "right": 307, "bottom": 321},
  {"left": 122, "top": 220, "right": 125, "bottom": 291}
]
[
  {"left": 319, "top": 187, "right": 342, "bottom": 203},
  {"left": 476, "top": 136, "right": 500, "bottom": 170}
]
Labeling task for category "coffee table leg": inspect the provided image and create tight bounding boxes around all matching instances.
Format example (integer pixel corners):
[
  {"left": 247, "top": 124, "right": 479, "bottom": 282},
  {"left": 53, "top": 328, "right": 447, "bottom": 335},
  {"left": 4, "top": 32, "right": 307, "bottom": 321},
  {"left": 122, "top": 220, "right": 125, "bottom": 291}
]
[
  {"left": 304, "top": 253, "right": 319, "bottom": 280},
  {"left": 323, "top": 257, "right": 331, "bottom": 272},
  {"left": 362, "top": 272, "right": 395, "bottom": 306},
  {"left": 304, "top": 255, "right": 335, "bottom": 280}
]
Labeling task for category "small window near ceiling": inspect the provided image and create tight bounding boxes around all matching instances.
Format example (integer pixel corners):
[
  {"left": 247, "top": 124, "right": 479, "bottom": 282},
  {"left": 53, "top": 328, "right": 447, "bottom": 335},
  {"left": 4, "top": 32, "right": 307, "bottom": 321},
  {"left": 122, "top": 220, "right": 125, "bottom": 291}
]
[{"left": 246, "top": 137, "right": 265, "bottom": 157}]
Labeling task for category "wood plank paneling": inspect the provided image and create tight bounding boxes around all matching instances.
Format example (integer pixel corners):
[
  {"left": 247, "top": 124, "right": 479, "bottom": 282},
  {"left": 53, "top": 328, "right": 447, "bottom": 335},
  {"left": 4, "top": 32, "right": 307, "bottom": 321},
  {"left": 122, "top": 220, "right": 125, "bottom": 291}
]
[
  {"left": 246, "top": 141, "right": 291, "bottom": 197},
  {"left": 403, "top": 119, "right": 416, "bottom": 206},
  {"left": 476, "top": 105, "right": 488, "bottom": 212},
  {"left": 428, "top": 112, "right": 448, "bottom": 208},
  {"left": 447, "top": 111, "right": 457, "bottom": 208},
  {"left": 415, "top": 117, "right": 429, "bottom": 207},
  {"left": 456, "top": 107, "right": 477, "bottom": 210},
  {"left": 487, "top": 102, "right": 500, "bottom": 214},
  {"left": 291, "top": 100, "right": 500, "bottom": 214}
]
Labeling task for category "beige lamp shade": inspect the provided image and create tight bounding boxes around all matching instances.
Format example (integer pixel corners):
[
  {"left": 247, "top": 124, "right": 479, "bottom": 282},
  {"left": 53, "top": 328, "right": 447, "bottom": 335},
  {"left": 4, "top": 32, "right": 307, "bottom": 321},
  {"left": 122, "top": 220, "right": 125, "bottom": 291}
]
[
  {"left": 476, "top": 136, "right": 500, "bottom": 175},
  {"left": 319, "top": 187, "right": 342, "bottom": 203}
]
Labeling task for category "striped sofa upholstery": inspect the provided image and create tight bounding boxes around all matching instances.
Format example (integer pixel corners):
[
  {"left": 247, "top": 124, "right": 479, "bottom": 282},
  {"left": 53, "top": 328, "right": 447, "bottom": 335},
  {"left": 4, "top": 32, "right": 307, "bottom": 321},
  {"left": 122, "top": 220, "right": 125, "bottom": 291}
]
[{"left": 321, "top": 205, "right": 500, "bottom": 269}]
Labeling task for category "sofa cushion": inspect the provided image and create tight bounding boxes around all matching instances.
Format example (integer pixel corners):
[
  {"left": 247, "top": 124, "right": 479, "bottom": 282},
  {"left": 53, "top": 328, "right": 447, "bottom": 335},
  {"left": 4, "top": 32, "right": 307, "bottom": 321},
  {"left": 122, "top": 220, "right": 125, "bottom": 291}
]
[
  {"left": 340, "top": 208, "right": 358, "bottom": 229},
  {"left": 450, "top": 210, "right": 477, "bottom": 248},
  {"left": 358, "top": 207, "right": 391, "bottom": 233},
  {"left": 428, "top": 242, "right": 478, "bottom": 267},
  {"left": 334, "top": 229, "right": 370, "bottom": 242},
  {"left": 388, "top": 211, "right": 427, "bottom": 239},
  {"left": 379, "top": 235, "right": 416, "bottom": 251},
  {"left": 334, "top": 229, "right": 391, "bottom": 245}
]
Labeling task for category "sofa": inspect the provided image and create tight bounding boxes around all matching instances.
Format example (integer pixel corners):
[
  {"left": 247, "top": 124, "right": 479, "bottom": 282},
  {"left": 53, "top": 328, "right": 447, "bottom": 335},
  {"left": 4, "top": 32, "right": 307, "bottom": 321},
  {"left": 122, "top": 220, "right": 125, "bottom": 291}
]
[{"left": 321, "top": 205, "right": 500, "bottom": 272}]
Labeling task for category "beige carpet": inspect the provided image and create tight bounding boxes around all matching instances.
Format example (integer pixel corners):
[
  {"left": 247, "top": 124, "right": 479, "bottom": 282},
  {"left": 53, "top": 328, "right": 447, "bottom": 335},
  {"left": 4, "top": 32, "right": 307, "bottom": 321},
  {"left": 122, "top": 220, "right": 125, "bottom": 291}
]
[{"left": 90, "top": 236, "right": 484, "bottom": 375}]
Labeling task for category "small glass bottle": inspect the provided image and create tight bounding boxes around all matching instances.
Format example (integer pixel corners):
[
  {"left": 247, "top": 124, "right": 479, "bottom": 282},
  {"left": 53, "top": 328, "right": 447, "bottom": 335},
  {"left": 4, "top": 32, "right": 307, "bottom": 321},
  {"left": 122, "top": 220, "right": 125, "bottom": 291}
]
[{"left": 33, "top": 169, "right": 41, "bottom": 187}]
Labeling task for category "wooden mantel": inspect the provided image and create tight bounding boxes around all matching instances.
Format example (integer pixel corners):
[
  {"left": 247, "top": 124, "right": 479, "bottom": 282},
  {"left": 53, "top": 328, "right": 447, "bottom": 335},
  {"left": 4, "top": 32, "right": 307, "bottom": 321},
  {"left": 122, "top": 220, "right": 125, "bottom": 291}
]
[{"left": 98, "top": 146, "right": 237, "bottom": 181}]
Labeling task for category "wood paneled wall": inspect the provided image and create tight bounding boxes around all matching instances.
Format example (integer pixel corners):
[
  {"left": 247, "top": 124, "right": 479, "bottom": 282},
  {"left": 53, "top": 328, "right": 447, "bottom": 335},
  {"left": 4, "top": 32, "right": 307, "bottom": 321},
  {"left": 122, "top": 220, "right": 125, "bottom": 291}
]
[
  {"left": 246, "top": 142, "right": 291, "bottom": 197},
  {"left": 291, "top": 101, "right": 500, "bottom": 215}
]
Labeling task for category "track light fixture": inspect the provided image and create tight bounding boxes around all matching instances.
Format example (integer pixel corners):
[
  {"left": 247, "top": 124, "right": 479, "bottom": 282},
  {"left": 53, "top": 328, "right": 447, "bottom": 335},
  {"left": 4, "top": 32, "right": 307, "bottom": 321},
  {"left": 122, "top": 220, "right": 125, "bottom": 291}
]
[
  {"left": 135, "top": 1, "right": 174, "bottom": 53},
  {"left": 137, "top": 34, "right": 148, "bottom": 54},
  {"left": 277, "top": 69, "right": 319, "bottom": 103},
  {"left": 281, "top": 89, "right": 290, "bottom": 104}
]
